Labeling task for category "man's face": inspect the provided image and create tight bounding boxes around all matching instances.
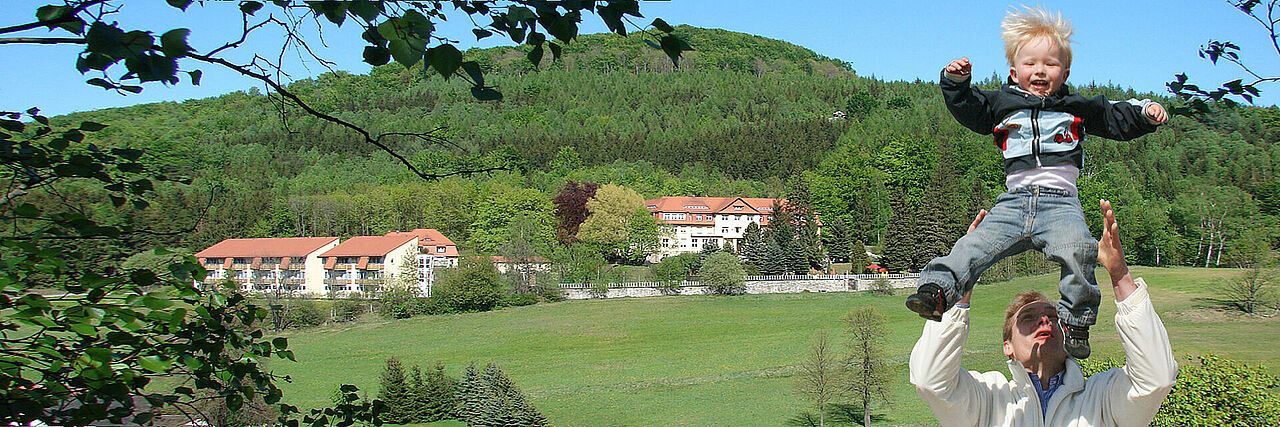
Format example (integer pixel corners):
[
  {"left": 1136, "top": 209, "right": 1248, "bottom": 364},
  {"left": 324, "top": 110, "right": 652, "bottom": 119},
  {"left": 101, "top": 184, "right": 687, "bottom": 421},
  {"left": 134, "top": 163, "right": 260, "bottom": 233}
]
[
  {"left": 1003, "top": 301, "right": 1067, "bottom": 365},
  {"left": 1010, "top": 36, "right": 1070, "bottom": 97}
]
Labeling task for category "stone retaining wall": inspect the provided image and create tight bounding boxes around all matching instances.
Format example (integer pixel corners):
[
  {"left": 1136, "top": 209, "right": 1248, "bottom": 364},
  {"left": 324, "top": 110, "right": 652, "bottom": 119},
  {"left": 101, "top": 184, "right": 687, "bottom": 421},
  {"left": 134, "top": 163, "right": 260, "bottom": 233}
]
[{"left": 558, "top": 274, "right": 919, "bottom": 300}]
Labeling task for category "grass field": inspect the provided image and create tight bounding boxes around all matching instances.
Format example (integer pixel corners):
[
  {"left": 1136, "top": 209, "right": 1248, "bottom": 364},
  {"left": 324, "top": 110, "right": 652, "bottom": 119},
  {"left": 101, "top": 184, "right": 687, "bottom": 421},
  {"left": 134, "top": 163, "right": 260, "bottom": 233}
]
[{"left": 268, "top": 267, "right": 1278, "bottom": 426}]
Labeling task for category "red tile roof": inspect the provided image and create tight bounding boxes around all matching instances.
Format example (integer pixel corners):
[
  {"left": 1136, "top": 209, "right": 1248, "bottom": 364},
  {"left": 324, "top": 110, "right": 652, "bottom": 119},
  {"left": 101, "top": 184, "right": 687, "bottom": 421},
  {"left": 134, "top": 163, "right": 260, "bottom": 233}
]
[
  {"left": 195, "top": 237, "right": 339, "bottom": 259},
  {"left": 386, "top": 229, "right": 459, "bottom": 257},
  {"left": 644, "top": 197, "right": 786, "bottom": 225},
  {"left": 319, "top": 235, "right": 417, "bottom": 258}
]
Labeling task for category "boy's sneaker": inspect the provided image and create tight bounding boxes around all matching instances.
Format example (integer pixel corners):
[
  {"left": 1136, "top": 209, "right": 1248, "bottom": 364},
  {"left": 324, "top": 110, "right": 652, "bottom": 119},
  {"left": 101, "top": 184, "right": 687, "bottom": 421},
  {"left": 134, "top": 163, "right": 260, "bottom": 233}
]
[
  {"left": 906, "top": 283, "right": 947, "bottom": 322},
  {"left": 1063, "top": 323, "right": 1091, "bottom": 359}
]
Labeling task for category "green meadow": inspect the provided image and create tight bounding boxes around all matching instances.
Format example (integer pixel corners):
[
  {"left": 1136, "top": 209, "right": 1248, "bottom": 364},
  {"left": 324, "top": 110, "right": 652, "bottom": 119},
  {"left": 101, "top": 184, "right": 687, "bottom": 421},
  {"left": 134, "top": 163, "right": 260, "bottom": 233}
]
[{"left": 270, "top": 267, "right": 1278, "bottom": 426}]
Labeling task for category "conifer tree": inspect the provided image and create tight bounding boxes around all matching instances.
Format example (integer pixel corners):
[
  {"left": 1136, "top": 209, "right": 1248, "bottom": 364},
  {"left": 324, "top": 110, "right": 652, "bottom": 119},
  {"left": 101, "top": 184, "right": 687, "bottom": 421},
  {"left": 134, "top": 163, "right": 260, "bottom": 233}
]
[
  {"left": 741, "top": 222, "right": 768, "bottom": 271},
  {"left": 881, "top": 198, "right": 919, "bottom": 272},
  {"left": 823, "top": 218, "right": 852, "bottom": 263},
  {"left": 455, "top": 363, "right": 485, "bottom": 423},
  {"left": 848, "top": 240, "right": 871, "bottom": 274},
  {"left": 417, "top": 361, "right": 458, "bottom": 422},
  {"left": 377, "top": 357, "right": 413, "bottom": 424}
]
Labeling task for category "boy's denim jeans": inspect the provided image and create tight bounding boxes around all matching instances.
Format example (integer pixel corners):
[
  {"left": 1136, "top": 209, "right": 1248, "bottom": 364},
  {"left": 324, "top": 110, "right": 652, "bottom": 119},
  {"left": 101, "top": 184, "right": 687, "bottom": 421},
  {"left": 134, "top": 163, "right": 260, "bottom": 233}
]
[{"left": 917, "top": 186, "right": 1099, "bottom": 328}]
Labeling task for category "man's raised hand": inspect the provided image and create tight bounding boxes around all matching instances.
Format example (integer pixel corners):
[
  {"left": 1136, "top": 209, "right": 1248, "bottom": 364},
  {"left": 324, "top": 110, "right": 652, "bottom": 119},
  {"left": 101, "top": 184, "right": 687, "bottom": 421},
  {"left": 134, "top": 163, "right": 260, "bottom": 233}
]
[{"left": 1099, "top": 199, "right": 1137, "bottom": 300}]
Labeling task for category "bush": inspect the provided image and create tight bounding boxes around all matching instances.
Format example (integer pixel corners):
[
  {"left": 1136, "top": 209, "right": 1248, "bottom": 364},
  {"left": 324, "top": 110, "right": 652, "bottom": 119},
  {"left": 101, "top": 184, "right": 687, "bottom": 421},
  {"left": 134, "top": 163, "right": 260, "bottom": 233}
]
[
  {"left": 456, "top": 363, "right": 548, "bottom": 427},
  {"left": 285, "top": 299, "right": 325, "bottom": 328},
  {"left": 378, "top": 284, "right": 421, "bottom": 319},
  {"left": 502, "top": 292, "right": 539, "bottom": 307},
  {"left": 431, "top": 257, "right": 503, "bottom": 313},
  {"left": 701, "top": 252, "right": 746, "bottom": 295},
  {"left": 871, "top": 278, "right": 894, "bottom": 296},
  {"left": 331, "top": 297, "right": 369, "bottom": 322},
  {"left": 1081, "top": 354, "right": 1280, "bottom": 426}
]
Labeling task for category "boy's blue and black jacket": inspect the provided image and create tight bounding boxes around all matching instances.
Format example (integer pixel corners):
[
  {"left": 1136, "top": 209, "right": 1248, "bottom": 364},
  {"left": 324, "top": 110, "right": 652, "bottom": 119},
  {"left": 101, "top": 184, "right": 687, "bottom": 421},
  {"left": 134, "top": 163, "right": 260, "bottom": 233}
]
[{"left": 940, "top": 72, "right": 1158, "bottom": 175}]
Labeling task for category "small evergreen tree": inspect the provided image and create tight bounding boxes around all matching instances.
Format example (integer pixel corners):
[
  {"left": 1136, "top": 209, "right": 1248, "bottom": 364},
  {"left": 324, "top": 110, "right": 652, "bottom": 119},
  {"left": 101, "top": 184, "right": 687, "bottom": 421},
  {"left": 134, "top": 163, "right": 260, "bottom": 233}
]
[
  {"left": 378, "top": 357, "right": 414, "bottom": 424},
  {"left": 415, "top": 361, "right": 458, "bottom": 422},
  {"left": 849, "top": 239, "right": 870, "bottom": 274},
  {"left": 455, "top": 363, "right": 485, "bottom": 422},
  {"left": 823, "top": 218, "right": 852, "bottom": 263},
  {"left": 742, "top": 222, "right": 768, "bottom": 271}
]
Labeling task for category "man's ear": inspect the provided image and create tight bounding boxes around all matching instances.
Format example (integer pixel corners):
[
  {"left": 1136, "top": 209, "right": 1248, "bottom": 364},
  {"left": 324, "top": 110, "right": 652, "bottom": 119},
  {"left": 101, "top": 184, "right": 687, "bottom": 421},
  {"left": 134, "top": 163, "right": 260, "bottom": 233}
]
[
  {"left": 1003, "top": 340, "right": 1014, "bottom": 358},
  {"left": 1063, "top": 68, "right": 1070, "bottom": 82}
]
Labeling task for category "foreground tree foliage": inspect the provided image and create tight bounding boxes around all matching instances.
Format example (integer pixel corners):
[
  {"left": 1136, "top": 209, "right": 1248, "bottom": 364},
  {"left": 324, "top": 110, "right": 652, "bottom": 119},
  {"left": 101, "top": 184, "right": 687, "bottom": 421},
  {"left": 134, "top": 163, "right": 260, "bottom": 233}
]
[
  {"left": 1082, "top": 354, "right": 1280, "bottom": 426},
  {"left": 3, "top": 1, "right": 683, "bottom": 424}
]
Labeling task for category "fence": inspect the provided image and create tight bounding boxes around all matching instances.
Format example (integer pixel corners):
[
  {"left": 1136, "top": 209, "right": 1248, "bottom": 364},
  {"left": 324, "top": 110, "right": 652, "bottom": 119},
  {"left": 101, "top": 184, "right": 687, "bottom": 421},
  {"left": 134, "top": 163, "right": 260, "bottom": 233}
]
[{"left": 557, "top": 273, "right": 920, "bottom": 299}]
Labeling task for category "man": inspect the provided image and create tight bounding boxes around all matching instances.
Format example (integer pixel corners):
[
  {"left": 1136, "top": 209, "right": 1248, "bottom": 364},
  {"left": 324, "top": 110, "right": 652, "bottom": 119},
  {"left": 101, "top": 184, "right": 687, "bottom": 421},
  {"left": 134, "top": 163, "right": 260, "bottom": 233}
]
[{"left": 909, "top": 200, "right": 1177, "bottom": 426}]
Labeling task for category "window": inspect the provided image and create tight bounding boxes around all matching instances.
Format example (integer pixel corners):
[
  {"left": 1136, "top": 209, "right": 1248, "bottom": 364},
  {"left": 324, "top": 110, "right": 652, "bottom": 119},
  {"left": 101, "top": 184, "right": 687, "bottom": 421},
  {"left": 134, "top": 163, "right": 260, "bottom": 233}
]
[
  {"left": 721, "top": 227, "right": 729, "bottom": 233},
  {"left": 734, "top": 206, "right": 743, "bottom": 210},
  {"left": 436, "top": 246, "right": 446, "bottom": 253},
  {"left": 735, "top": 227, "right": 741, "bottom": 233},
  {"left": 695, "top": 214, "right": 702, "bottom": 221},
  {"left": 233, "top": 257, "right": 252, "bottom": 264},
  {"left": 662, "top": 213, "right": 686, "bottom": 221},
  {"left": 261, "top": 257, "right": 281, "bottom": 265},
  {"left": 368, "top": 256, "right": 384, "bottom": 264},
  {"left": 204, "top": 258, "right": 223, "bottom": 266}
]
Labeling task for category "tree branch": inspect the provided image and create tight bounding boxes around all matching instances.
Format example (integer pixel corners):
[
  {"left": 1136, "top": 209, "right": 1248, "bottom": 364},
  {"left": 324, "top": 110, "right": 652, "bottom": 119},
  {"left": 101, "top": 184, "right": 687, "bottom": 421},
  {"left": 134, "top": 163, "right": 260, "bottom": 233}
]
[
  {"left": 186, "top": 52, "right": 502, "bottom": 180},
  {"left": 0, "top": 37, "right": 86, "bottom": 45},
  {"left": 0, "top": 0, "right": 107, "bottom": 35}
]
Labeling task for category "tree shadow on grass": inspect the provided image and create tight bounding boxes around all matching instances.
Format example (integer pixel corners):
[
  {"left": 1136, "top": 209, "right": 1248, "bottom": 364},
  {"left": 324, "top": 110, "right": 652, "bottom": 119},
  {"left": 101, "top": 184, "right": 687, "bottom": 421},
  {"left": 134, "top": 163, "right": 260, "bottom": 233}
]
[{"left": 786, "top": 405, "right": 888, "bottom": 426}]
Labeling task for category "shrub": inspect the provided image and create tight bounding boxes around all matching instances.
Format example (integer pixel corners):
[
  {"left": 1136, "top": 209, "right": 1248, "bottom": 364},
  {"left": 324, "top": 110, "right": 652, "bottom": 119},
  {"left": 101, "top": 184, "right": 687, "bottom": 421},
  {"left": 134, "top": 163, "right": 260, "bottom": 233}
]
[
  {"left": 1081, "top": 354, "right": 1280, "bottom": 426},
  {"left": 701, "top": 251, "right": 746, "bottom": 295},
  {"left": 378, "top": 283, "right": 421, "bottom": 319},
  {"left": 331, "top": 297, "right": 369, "bottom": 322},
  {"left": 503, "top": 292, "right": 539, "bottom": 307},
  {"left": 871, "top": 278, "right": 894, "bottom": 296},
  {"left": 431, "top": 257, "right": 503, "bottom": 313}
]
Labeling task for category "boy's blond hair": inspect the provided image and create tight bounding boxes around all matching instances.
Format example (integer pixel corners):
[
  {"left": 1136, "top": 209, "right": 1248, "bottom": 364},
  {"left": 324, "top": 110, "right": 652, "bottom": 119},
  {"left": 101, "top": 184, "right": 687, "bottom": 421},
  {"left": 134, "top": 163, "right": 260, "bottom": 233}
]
[{"left": 1002, "top": 6, "right": 1073, "bottom": 68}]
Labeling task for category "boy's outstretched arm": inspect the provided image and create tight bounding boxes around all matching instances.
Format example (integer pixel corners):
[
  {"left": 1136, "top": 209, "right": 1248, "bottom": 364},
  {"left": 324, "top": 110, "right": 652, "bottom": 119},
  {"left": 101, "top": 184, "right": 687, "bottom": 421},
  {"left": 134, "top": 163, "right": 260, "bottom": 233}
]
[{"left": 940, "top": 57, "right": 996, "bottom": 135}]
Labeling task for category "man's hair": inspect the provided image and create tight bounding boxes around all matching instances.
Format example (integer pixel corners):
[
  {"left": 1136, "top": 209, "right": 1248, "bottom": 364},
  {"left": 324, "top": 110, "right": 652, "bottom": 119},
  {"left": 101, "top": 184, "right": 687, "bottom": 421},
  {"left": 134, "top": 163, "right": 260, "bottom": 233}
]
[
  {"left": 1003, "top": 290, "right": 1052, "bottom": 342},
  {"left": 1002, "top": 6, "right": 1073, "bottom": 68}
]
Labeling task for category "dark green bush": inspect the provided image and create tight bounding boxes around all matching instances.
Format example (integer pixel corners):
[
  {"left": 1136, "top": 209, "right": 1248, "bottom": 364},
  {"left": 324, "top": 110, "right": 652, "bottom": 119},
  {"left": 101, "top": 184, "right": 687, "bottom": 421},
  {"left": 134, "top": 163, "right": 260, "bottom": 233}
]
[{"left": 1081, "top": 354, "right": 1280, "bottom": 426}]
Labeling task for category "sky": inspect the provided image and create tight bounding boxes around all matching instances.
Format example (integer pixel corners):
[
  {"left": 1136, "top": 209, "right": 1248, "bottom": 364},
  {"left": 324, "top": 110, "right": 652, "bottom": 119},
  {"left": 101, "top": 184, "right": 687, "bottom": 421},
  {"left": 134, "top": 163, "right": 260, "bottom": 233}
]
[{"left": 2, "top": 0, "right": 1277, "bottom": 117}]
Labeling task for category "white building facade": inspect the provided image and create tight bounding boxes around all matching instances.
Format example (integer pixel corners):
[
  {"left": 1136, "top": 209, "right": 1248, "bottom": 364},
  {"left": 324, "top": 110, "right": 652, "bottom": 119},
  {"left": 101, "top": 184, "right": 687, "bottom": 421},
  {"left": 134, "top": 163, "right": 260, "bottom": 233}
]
[{"left": 646, "top": 196, "right": 815, "bottom": 262}]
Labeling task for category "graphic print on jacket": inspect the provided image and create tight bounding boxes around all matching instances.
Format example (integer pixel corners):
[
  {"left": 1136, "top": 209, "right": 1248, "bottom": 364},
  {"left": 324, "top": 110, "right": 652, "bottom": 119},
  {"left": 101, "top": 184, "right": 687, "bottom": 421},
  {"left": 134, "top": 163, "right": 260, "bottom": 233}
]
[{"left": 993, "top": 109, "right": 1086, "bottom": 172}]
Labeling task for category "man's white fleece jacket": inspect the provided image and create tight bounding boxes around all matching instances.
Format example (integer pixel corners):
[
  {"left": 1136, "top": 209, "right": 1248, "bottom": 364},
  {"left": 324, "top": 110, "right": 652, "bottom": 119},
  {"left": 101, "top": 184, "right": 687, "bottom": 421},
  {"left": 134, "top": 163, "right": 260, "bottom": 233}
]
[{"left": 909, "top": 278, "right": 1177, "bottom": 426}]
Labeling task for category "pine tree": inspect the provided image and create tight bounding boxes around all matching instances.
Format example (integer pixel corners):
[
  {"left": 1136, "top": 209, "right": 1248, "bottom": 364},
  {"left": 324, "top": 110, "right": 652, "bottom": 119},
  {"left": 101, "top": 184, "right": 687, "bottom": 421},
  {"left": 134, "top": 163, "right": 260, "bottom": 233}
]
[
  {"left": 742, "top": 222, "right": 768, "bottom": 271},
  {"left": 455, "top": 363, "right": 485, "bottom": 423},
  {"left": 377, "top": 357, "right": 413, "bottom": 424},
  {"left": 881, "top": 197, "right": 919, "bottom": 272},
  {"left": 849, "top": 239, "right": 870, "bottom": 274},
  {"left": 417, "top": 361, "right": 458, "bottom": 422},
  {"left": 823, "top": 218, "right": 852, "bottom": 263}
]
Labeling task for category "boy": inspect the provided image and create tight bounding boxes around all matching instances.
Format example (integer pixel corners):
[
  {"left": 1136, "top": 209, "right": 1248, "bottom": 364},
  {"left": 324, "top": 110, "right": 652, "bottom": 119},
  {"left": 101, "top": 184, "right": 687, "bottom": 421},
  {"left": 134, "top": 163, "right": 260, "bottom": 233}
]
[{"left": 905, "top": 7, "right": 1168, "bottom": 359}]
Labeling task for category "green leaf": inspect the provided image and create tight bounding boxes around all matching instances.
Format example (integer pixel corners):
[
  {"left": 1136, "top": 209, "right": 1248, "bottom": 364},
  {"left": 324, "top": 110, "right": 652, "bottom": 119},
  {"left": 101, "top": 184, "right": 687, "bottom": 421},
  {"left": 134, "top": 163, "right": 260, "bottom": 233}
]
[
  {"left": 272, "top": 337, "right": 288, "bottom": 350},
  {"left": 460, "top": 61, "right": 484, "bottom": 86},
  {"left": 86, "top": 347, "right": 112, "bottom": 364},
  {"left": 427, "top": 44, "right": 463, "bottom": 78},
  {"left": 362, "top": 46, "right": 390, "bottom": 66},
  {"left": 0, "top": 119, "right": 23, "bottom": 133},
  {"left": 167, "top": 0, "right": 193, "bottom": 11},
  {"left": 387, "top": 39, "right": 421, "bottom": 68},
  {"left": 141, "top": 295, "right": 173, "bottom": 310},
  {"left": 658, "top": 34, "right": 692, "bottom": 67},
  {"left": 527, "top": 44, "right": 543, "bottom": 68},
  {"left": 471, "top": 87, "right": 503, "bottom": 101},
  {"left": 473, "top": 28, "right": 492, "bottom": 40},
  {"left": 651, "top": 18, "right": 675, "bottom": 33},
  {"left": 188, "top": 70, "right": 202, "bottom": 85},
  {"left": 69, "top": 321, "right": 96, "bottom": 336},
  {"left": 160, "top": 29, "right": 192, "bottom": 57},
  {"left": 312, "top": 1, "right": 348, "bottom": 26},
  {"left": 79, "top": 121, "right": 107, "bottom": 132},
  {"left": 36, "top": 5, "right": 70, "bottom": 22},
  {"left": 348, "top": 0, "right": 381, "bottom": 21},
  {"left": 240, "top": 1, "right": 263, "bottom": 15},
  {"left": 138, "top": 355, "right": 172, "bottom": 373},
  {"left": 549, "top": 42, "right": 562, "bottom": 61}
]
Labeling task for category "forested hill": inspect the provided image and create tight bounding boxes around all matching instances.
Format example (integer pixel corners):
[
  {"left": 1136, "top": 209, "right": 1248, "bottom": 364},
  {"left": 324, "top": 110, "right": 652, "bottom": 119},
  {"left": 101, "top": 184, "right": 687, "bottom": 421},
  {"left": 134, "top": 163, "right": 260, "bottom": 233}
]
[{"left": 45, "top": 25, "right": 1280, "bottom": 271}]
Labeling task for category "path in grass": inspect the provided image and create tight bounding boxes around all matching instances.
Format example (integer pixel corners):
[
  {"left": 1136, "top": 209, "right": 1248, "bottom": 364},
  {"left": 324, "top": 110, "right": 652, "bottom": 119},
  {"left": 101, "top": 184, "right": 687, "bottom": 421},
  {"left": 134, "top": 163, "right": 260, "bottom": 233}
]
[{"left": 270, "top": 267, "right": 1276, "bottom": 426}]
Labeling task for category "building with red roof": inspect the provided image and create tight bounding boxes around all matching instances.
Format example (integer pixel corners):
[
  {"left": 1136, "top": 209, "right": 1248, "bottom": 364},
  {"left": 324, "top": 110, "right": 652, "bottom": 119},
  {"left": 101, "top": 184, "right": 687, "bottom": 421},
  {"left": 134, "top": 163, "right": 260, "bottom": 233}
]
[
  {"left": 644, "top": 196, "right": 819, "bottom": 261},
  {"left": 318, "top": 234, "right": 418, "bottom": 295},
  {"left": 385, "top": 228, "right": 460, "bottom": 268},
  {"left": 195, "top": 237, "right": 340, "bottom": 294}
]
